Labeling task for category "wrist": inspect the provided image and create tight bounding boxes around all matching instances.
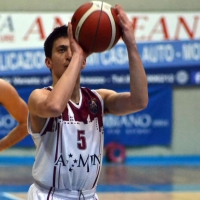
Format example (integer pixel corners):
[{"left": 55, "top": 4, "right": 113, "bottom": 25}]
[{"left": 72, "top": 52, "right": 85, "bottom": 61}]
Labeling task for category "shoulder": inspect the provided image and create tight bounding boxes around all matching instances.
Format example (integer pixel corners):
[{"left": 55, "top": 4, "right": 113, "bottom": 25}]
[
  {"left": 29, "top": 88, "right": 50, "bottom": 101},
  {"left": 30, "top": 87, "right": 52, "bottom": 95}
]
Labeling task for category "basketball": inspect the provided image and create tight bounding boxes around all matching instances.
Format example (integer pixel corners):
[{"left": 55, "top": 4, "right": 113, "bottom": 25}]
[{"left": 71, "top": 1, "right": 122, "bottom": 53}]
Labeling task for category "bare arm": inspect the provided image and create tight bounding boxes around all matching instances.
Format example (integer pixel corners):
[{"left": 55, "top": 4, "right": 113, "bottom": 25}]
[
  {"left": 97, "top": 5, "right": 148, "bottom": 116},
  {"left": 0, "top": 79, "right": 28, "bottom": 152}
]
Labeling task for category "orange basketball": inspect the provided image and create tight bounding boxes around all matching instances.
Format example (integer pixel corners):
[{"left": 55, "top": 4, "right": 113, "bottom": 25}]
[{"left": 71, "top": 1, "right": 122, "bottom": 54}]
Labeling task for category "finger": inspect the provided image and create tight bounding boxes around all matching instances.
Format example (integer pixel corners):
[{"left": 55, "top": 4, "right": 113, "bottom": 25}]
[
  {"left": 68, "top": 22, "right": 73, "bottom": 40},
  {"left": 115, "top": 4, "right": 122, "bottom": 11},
  {"left": 115, "top": 6, "right": 124, "bottom": 23}
]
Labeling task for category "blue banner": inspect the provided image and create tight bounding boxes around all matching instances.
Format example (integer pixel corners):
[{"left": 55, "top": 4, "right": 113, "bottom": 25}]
[
  {"left": 0, "top": 39, "right": 199, "bottom": 76},
  {"left": 137, "top": 40, "right": 200, "bottom": 68},
  {"left": 81, "top": 66, "right": 200, "bottom": 87},
  {"left": 86, "top": 39, "right": 200, "bottom": 71},
  {"left": 0, "top": 48, "right": 48, "bottom": 76},
  {"left": 104, "top": 85, "right": 172, "bottom": 146},
  {"left": 1, "top": 66, "right": 200, "bottom": 87}
]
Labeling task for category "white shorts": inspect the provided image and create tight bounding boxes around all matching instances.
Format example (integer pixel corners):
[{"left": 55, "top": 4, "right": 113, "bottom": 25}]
[{"left": 26, "top": 183, "right": 99, "bottom": 200}]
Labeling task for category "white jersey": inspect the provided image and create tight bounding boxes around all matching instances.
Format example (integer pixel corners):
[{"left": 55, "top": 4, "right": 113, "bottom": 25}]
[{"left": 28, "top": 87, "right": 104, "bottom": 193}]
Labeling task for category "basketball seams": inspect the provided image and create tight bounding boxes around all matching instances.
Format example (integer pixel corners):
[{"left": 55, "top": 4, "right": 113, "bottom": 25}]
[
  {"left": 101, "top": 2, "right": 116, "bottom": 50},
  {"left": 91, "top": 1, "right": 104, "bottom": 53},
  {"left": 75, "top": 3, "right": 100, "bottom": 42}
]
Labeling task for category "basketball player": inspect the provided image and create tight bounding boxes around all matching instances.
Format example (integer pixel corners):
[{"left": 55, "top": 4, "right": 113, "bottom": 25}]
[
  {"left": 27, "top": 4, "right": 148, "bottom": 200},
  {"left": 0, "top": 79, "right": 28, "bottom": 152}
]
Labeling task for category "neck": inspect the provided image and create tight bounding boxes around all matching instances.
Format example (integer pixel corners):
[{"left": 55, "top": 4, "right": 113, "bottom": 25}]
[{"left": 71, "top": 85, "right": 80, "bottom": 104}]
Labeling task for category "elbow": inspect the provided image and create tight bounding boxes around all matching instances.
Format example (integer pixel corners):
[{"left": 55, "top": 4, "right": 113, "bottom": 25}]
[
  {"left": 50, "top": 105, "right": 64, "bottom": 117},
  {"left": 44, "top": 102, "right": 64, "bottom": 117},
  {"left": 139, "top": 92, "right": 149, "bottom": 110},
  {"left": 140, "top": 98, "right": 148, "bottom": 110},
  {"left": 133, "top": 96, "right": 148, "bottom": 111}
]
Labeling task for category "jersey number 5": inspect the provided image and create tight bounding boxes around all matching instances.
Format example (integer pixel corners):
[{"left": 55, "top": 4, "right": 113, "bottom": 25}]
[{"left": 77, "top": 130, "right": 87, "bottom": 150}]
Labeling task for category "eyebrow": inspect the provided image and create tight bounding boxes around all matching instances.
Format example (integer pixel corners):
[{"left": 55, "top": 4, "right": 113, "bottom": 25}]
[{"left": 57, "top": 45, "right": 68, "bottom": 49}]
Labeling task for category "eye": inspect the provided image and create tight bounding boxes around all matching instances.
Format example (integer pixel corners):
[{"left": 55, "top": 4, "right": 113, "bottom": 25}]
[
  {"left": 58, "top": 45, "right": 68, "bottom": 53},
  {"left": 59, "top": 47, "right": 65, "bottom": 53}
]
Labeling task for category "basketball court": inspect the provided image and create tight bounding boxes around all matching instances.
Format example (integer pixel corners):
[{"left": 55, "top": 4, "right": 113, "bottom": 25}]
[{"left": 1, "top": 153, "right": 200, "bottom": 200}]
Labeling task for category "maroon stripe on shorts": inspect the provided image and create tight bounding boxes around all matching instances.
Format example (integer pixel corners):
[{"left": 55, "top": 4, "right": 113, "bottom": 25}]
[{"left": 46, "top": 187, "right": 52, "bottom": 200}]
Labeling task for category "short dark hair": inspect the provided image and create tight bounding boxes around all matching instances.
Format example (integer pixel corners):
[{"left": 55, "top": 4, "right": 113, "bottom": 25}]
[{"left": 44, "top": 25, "right": 68, "bottom": 58}]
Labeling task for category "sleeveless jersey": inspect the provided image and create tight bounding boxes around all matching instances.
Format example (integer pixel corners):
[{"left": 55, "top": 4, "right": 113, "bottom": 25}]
[{"left": 28, "top": 87, "right": 104, "bottom": 191}]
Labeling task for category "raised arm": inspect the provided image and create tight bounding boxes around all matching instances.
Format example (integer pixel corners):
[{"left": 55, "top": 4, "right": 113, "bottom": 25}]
[
  {"left": 97, "top": 4, "right": 148, "bottom": 116},
  {"left": 0, "top": 79, "right": 28, "bottom": 151}
]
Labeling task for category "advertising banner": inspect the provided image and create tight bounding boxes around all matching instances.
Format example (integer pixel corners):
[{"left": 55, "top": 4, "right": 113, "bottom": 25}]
[
  {"left": 0, "top": 12, "right": 199, "bottom": 49},
  {"left": 0, "top": 12, "right": 199, "bottom": 74},
  {"left": 86, "top": 40, "right": 200, "bottom": 71},
  {"left": 104, "top": 85, "right": 172, "bottom": 146},
  {"left": 0, "top": 12, "right": 199, "bottom": 84},
  {"left": 0, "top": 39, "right": 200, "bottom": 84}
]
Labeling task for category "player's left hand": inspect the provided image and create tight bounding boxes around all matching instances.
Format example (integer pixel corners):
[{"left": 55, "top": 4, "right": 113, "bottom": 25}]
[{"left": 115, "top": 4, "right": 137, "bottom": 49}]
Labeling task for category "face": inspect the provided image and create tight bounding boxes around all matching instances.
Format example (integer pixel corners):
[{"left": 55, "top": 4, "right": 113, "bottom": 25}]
[{"left": 45, "top": 36, "right": 72, "bottom": 79}]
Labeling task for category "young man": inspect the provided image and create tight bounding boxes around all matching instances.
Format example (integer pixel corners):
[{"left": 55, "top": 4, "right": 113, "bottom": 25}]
[
  {"left": 0, "top": 79, "right": 28, "bottom": 152},
  {"left": 27, "top": 4, "right": 148, "bottom": 200}
]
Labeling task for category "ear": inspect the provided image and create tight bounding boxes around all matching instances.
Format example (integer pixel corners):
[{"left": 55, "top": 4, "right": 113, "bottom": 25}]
[
  {"left": 45, "top": 57, "right": 52, "bottom": 70},
  {"left": 81, "top": 59, "right": 87, "bottom": 69}
]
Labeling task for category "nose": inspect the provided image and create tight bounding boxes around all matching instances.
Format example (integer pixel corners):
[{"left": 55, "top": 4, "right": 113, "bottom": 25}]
[{"left": 66, "top": 48, "right": 72, "bottom": 60}]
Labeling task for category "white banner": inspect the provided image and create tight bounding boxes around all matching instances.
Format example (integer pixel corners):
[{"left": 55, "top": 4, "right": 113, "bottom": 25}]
[{"left": 0, "top": 12, "right": 199, "bottom": 49}]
